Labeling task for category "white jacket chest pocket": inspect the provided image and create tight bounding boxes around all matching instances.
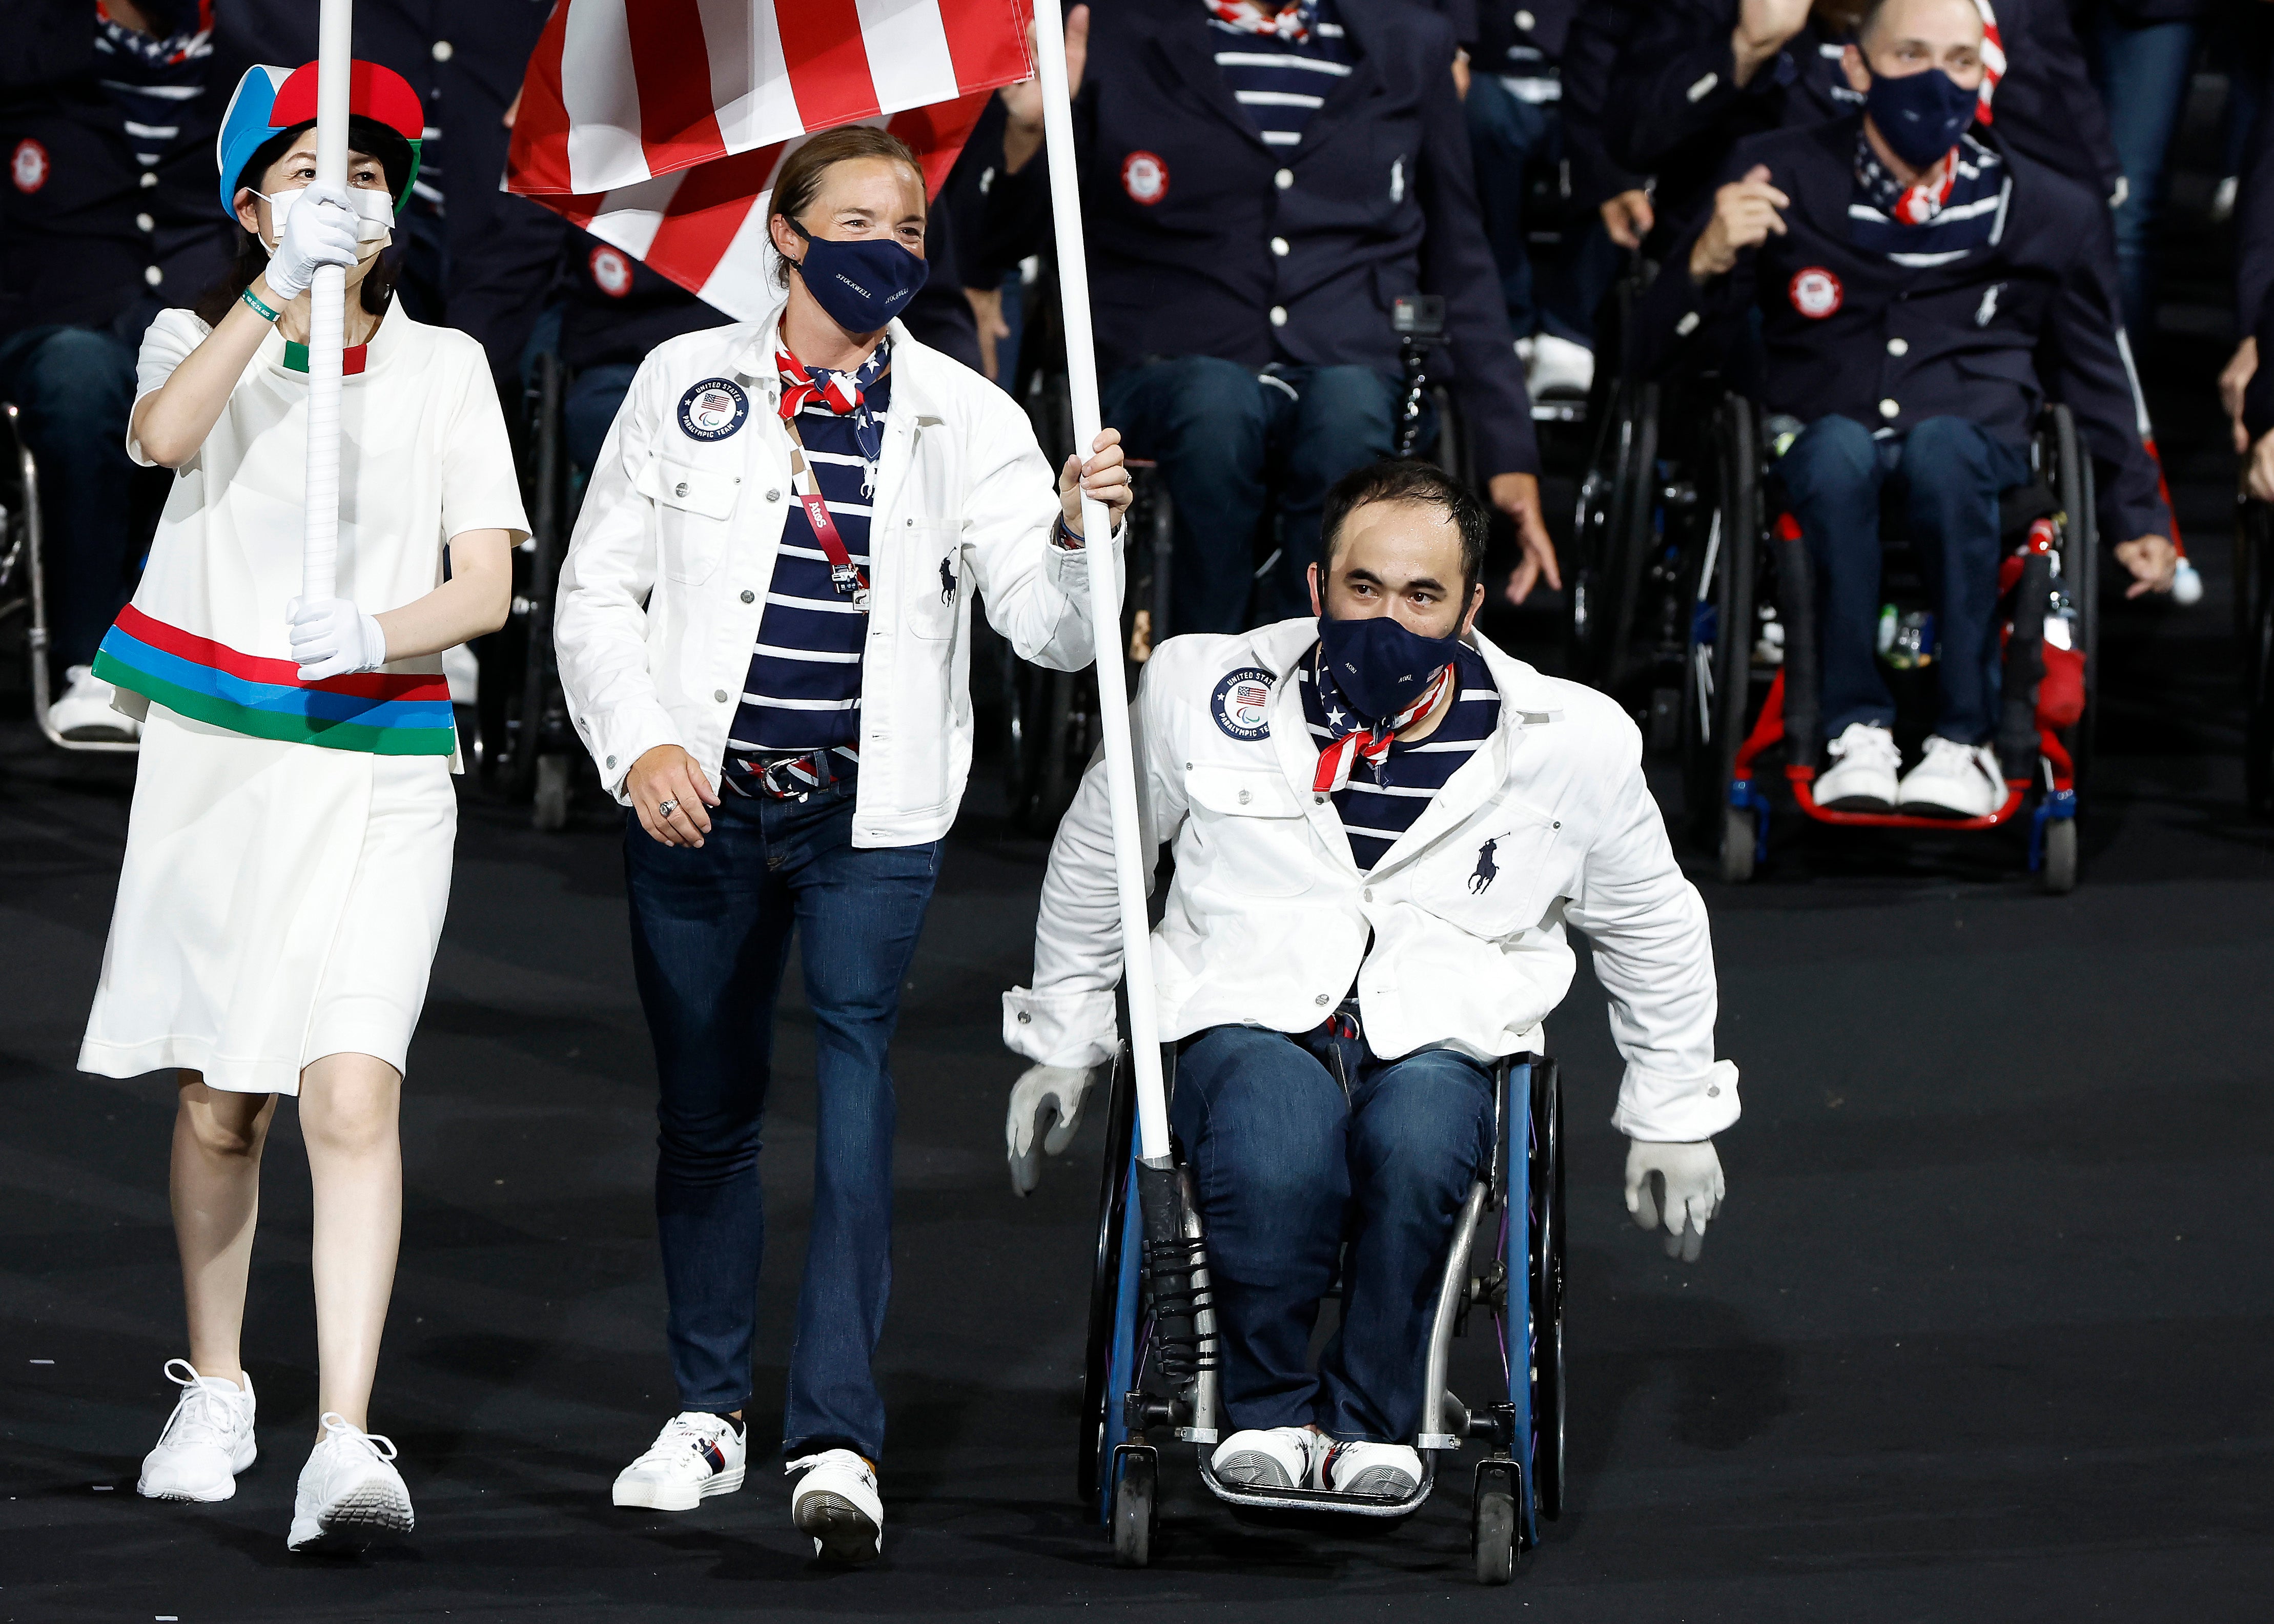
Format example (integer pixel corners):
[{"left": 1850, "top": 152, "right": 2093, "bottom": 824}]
[
  {"left": 644, "top": 455, "right": 743, "bottom": 585},
  {"left": 897, "top": 522, "right": 961, "bottom": 641},
  {"left": 1416, "top": 805, "right": 1564, "bottom": 939},
  {"left": 1185, "top": 763, "right": 1312, "bottom": 898}
]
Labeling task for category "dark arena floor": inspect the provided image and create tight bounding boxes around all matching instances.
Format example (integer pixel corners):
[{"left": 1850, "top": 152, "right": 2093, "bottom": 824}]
[{"left": 9, "top": 188, "right": 2274, "bottom": 1624}]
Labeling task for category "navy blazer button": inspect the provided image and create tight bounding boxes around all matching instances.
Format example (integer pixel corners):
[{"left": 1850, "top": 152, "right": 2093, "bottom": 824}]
[{"left": 1275, "top": 168, "right": 1294, "bottom": 189}]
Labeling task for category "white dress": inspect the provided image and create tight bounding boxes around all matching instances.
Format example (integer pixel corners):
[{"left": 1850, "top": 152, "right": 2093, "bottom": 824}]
[{"left": 77, "top": 306, "right": 528, "bottom": 1094}]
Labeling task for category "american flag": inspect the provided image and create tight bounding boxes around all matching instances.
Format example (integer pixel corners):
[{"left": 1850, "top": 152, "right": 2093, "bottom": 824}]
[{"left": 506, "top": 0, "right": 1035, "bottom": 318}]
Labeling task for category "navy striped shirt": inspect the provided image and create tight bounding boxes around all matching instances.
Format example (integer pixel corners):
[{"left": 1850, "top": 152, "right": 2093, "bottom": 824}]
[
  {"left": 1300, "top": 643, "right": 1500, "bottom": 872},
  {"left": 728, "top": 371, "right": 888, "bottom": 759},
  {"left": 1208, "top": 2, "right": 1355, "bottom": 150},
  {"left": 1849, "top": 132, "right": 2007, "bottom": 269},
  {"left": 94, "top": 8, "right": 213, "bottom": 171}
]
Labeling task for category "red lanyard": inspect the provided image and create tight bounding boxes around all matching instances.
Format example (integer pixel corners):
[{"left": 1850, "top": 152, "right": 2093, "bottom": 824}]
[{"left": 781, "top": 417, "right": 870, "bottom": 613}]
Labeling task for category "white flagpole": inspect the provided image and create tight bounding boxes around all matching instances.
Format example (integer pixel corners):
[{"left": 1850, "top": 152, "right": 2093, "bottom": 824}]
[
  {"left": 303, "top": 0, "right": 353, "bottom": 606},
  {"left": 1029, "top": 0, "right": 1172, "bottom": 1166}
]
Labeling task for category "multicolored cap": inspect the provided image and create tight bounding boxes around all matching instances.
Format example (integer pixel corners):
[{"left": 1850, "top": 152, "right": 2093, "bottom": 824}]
[{"left": 215, "top": 59, "right": 424, "bottom": 220}]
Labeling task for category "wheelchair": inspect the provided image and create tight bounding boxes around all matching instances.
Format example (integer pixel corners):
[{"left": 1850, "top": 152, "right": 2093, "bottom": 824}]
[
  {"left": 1683, "top": 396, "right": 2097, "bottom": 892},
  {"left": 0, "top": 403, "right": 141, "bottom": 754},
  {"left": 2236, "top": 489, "right": 2274, "bottom": 816},
  {"left": 466, "top": 347, "right": 582, "bottom": 830},
  {"left": 1080, "top": 1045, "right": 1565, "bottom": 1585}
]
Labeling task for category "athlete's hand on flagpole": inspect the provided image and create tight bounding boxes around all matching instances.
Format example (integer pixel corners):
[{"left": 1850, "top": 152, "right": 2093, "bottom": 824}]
[
  {"left": 1059, "top": 426, "right": 1131, "bottom": 538},
  {"left": 1002, "top": 4, "right": 1092, "bottom": 173},
  {"left": 628, "top": 744, "right": 720, "bottom": 849}
]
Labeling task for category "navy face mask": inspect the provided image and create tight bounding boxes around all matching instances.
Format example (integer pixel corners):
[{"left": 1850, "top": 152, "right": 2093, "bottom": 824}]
[
  {"left": 1317, "top": 613, "right": 1462, "bottom": 724},
  {"left": 787, "top": 219, "right": 930, "bottom": 334},
  {"left": 1864, "top": 65, "right": 1978, "bottom": 170}
]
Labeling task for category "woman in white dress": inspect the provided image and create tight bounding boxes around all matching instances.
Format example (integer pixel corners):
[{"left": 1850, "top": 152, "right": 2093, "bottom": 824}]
[{"left": 75, "top": 59, "right": 527, "bottom": 1552}]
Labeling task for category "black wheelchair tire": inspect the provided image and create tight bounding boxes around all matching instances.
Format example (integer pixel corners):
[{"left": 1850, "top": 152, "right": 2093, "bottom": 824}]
[
  {"left": 1111, "top": 1449, "right": 1156, "bottom": 1568},
  {"left": 1720, "top": 805, "right": 1756, "bottom": 885},
  {"left": 1472, "top": 1483, "right": 1518, "bottom": 1586},
  {"left": 1078, "top": 1052, "right": 1138, "bottom": 1511},
  {"left": 1682, "top": 397, "right": 1762, "bottom": 852},
  {"left": 2039, "top": 816, "right": 2078, "bottom": 895},
  {"left": 2050, "top": 405, "right": 2098, "bottom": 801},
  {"left": 1528, "top": 1058, "right": 1567, "bottom": 1523}
]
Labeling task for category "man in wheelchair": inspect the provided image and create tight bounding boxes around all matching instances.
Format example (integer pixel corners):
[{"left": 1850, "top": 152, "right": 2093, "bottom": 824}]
[
  {"left": 1001, "top": 460, "right": 1739, "bottom": 1501},
  {"left": 1633, "top": 0, "right": 2175, "bottom": 817}
]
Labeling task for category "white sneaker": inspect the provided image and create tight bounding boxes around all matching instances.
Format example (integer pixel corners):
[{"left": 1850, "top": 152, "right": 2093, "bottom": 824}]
[
  {"left": 137, "top": 1359, "right": 256, "bottom": 1502},
  {"left": 1897, "top": 735, "right": 2005, "bottom": 817},
  {"left": 48, "top": 663, "right": 138, "bottom": 742},
  {"left": 787, "top": 1448, "right": 883, "bottom": 1564},
  {"left": 1524, "top": 331, "right": 1596, "bottom": 399},
  {"left": 1210, "top": 1425, "right": 1322, "bottom": 1490},
  {"left": 612, "top": 1411, "right": 746, "bottom": 1511},
  {"left": 1321, "top": 1438, "right": 1424, "bottom": 1498},
  {"left": 287, "top": 1413, "right": 413, "bottom": 1552},
  {"left": 1814, "top": 722, "right": 1901, "bottom": 811}
]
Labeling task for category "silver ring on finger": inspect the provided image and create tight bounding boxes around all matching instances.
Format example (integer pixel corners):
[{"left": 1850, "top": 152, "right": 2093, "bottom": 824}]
[{"left": 658, "top": 798, "right": 678, "bottom": 818}]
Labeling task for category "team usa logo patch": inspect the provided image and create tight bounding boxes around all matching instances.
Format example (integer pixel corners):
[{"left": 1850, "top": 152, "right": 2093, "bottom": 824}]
[
  {"left": 677, "top": 378, "right": 749, "bottom": 441},
  {"left": 1121, "top": 150, "right": 1169, "bottom": 206},
  {"left": 589, "top": 245, "right": 632, "bottom": 298},
  {"left": 11, "top": 139, "right": 49, "bottom": 195},
  {"left": 1789, "top": 266, "right": 1843, "bottom": 319},
  {"left": 1211, "top": 666, "right": 1275, "bottom": 741}
]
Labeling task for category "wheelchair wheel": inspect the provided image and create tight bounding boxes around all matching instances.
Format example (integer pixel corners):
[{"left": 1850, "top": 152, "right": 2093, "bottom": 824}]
[
  {"left": 2039, "top": 816, "right": 2078, "bottom": 895},
  {"left": 1681, "top": 396, "right": 1764, "bottom": 865},
  {"left": 1527, "top": 1058, "right": 1566, "bottom": 1524},
  {"left": 2048, "top": 404, "right": 2098, "bottom": 799},
  {"left": 1472, "top": 1471, "right": 1519, "bottom": 1586},
  {"left": 1078, "top": 1052, "right": 1139, "bottom": 1512},
  {"left": 2245, "top": 500, "right": 2274, "bottom": 813},
  {"left": 1111, "top": 1446, "right": 1156, "bottom": 1568},
  {"left": 532, "top": 752, "right": 570, "bottom": 832}
]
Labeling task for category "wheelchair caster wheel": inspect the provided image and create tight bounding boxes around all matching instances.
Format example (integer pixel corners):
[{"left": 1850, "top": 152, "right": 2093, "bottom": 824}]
[
  {"left": 2038, "top": 816, "right": 2076, "bottom": 895},
  {"left": 1719, "top": 805, "right": 1756, "bottom": 885},
  {"left": 1470, "top": 1470, "right": 1520, "bottom": 1585},
  {"left": 532, "top": 753, "right": 570, "bottom": 832},
  {"left": 1111, "top": 1446, "right": 1156, "bottom": 1568}
]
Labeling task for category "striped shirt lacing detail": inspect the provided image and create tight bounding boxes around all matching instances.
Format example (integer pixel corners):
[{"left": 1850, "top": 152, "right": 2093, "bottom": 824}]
[
  {"left": 1206, "top": 1, "right": 1354, "bottom": 149},
  {"left": 1299, "top": 642, "right": 1499, "bottom": 872}
]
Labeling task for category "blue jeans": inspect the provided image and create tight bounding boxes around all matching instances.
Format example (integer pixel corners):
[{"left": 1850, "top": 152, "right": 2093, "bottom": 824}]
[
  {"left": 0, "top": 325, "right": 144, "bottom": 667},
  {"left": 1462, "top": 76, "right": 1620, "bottom": 346},
  {"left": 1776, "top": 415, "right": 2031, "bottom": 745},
  {"left": 1171, "top": 1022, "right": 1494, "bottom": 1444},
  {"left": 2085, "top": 8, "right": 2197, "bottom": 337},
  {"left": 622, "top": 780, "right": 941, "bottom": 1460},
  {"left": 1102, "top": 357, "right": 1396, "bottom": 634}
]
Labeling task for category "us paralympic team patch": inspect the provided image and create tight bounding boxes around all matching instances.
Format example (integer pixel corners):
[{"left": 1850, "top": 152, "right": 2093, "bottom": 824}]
[
  {"left": 1211, "top": 667, "right": 1275, "bottom": 741},
  {"left": 678, "top": 378, "right": 749, "bottom": 441}
]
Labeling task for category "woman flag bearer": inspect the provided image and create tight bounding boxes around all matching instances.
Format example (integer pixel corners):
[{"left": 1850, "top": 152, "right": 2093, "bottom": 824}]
[
  {"left": 554, "top": 124, "right": 1130, "bottom": 1564},
  {"left": 76, "top": 59, "right": 528, "bottom": 1553}
]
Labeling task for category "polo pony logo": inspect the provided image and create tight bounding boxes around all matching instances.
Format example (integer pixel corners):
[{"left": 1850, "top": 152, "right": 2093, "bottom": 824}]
[
  {"left": 940, "top": 558, "right": 957, "bottom": 604},
  {"left": 1468, "top": 836, "right": 1500, "bottom": 894}
]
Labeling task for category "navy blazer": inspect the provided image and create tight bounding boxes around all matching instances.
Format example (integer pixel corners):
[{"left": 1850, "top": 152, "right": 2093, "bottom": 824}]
[
  {"left": 1633, "top": 117, "right": 2168, "bottom": 541},
  {"left": 1067, "top": 0, "right": 1536, "bottom": 476},
  {"left": 1602, "top": 0, "right": 2118, "bottom": 227}
]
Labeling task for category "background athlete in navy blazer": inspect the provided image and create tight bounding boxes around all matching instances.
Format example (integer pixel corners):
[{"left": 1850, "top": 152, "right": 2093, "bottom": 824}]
[{"left": 999, "top": 0, "right": 1556, "bottom": 633}]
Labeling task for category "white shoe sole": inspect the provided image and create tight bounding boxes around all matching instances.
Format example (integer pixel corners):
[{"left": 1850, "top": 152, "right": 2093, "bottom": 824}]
[
  {"left": 613, "top": 1463, "right": 744, "bottom": 1512},
  {"left": 289, "top": 1480, "right": 415, "bottom": 1553},
  {"left": 138, "top": 1439, "right": 256, "bottom": 1502},
  {"left": 794, "top": 1493, "right": 880, "bottom": 1564},
  {"left": 1818, "top": 790, "right": 1895, "bottom": 812},
  {"left": 1897, "top": 795, "right": 1996, "bottom": 818}
]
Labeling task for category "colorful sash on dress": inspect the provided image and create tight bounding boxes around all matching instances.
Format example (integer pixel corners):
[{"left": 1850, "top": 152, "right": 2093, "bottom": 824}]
[{"left": 93, "top": 603, "right": 455, "bottom": 755}]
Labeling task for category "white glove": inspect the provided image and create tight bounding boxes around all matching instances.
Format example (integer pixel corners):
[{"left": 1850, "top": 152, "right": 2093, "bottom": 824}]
[
  {"left": 1006, "top": 1062, "right": 1104, "bottom": 1196},
  {"left": 288, "top": 596, "right": 388, "bottom": 680},
  {"left": 1624, "top": 1137, "right": 1726, "bottom": 1263},
  {"left": 262, "top": 181, "right": 361, "bottom": 301}
]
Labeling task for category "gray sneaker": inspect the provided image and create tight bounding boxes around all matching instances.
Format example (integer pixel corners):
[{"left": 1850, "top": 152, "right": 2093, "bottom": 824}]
[
  {"left": 287, "top": 1413, "right": 413, "bottom": 1552},
  {"left": 137, "top": 1359, "right": 256, "bottom": 1502}
]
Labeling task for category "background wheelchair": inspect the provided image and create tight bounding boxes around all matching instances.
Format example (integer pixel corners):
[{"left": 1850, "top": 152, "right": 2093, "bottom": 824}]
[
  {"left": 1682, "top": 397, "right": 2098, "bottom": 891},
  {"left": 0, "top": 403, "right": 141, "bottom": 755},
  {"left": 1079, "top": 1045, "right": 1565, "bottom": 1585}
]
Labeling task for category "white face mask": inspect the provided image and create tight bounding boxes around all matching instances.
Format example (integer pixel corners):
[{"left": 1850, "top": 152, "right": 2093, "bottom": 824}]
[{"left": 256, "top": 184, "right": 396, "bottom": 249}]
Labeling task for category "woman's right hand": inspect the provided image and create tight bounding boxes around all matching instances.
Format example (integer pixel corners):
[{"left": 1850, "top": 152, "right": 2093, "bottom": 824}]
[
  {"left": 264, "top": 182, "right": 360, "bottom": 302},
  {"left": 627, "top": 744, "right": 721, "bottom": 848}
]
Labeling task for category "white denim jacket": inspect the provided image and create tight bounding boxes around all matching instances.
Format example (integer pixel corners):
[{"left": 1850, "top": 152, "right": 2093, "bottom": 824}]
[
  {"left": 555, "top": 305, "right": 1111, "bottom": 848},
  {"left": 1003, "top": 618, "right": 1740, "bottom": 1142}
]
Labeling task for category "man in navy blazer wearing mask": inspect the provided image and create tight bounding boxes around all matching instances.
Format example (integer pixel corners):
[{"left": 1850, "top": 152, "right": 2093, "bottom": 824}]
[{"left": 1632, "top": 0, "right": 2174, "bottom": 820}]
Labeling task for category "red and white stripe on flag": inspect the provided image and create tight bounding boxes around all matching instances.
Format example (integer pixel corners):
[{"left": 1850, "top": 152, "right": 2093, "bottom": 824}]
[{"left": 507, "top": 0, "right": 1032, "bottom": 318}]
